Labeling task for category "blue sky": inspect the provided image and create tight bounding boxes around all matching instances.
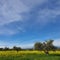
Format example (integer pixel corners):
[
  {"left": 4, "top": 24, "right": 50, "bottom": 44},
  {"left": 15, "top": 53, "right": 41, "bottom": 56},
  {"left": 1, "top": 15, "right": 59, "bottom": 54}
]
[{"left": 0, "top": 0, "right": 60, "bottom": 48}]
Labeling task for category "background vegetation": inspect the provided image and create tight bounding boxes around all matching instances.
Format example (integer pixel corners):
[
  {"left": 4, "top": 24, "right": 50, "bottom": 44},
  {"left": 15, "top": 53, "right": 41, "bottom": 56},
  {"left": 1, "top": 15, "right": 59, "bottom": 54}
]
[{"left": 0, "top": 40, "right": 60, "bottom": 60}]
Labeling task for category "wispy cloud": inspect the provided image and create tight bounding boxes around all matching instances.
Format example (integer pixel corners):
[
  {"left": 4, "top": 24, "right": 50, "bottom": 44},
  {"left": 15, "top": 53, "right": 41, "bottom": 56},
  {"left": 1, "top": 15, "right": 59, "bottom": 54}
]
[
  {"left": 20, "top": 0, "right": 47, "bottom": 8},
  {"left": 21, "top": 0, "right": 60, "bottom": 27},
  {"left": 0, "top": 0, "right": 60, "bottom": 35},
  {"left": 21, "top": 39, "right": 60, "bottom": 48},
  {"left": 0, "top": 0, "right": 29, "bottom": 25},
  {"left": 0, "top": 23, "right": 25, "bottom": 35},
  {"left": 0, "top": 0, "right": 29, "bottom": 35}
]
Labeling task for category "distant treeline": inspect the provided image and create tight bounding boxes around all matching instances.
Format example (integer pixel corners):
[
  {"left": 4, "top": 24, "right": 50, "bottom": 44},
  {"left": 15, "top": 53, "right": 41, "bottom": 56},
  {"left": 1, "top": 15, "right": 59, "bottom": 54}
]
[
  {"left": 0, "top": 40, "right": 60, "bottom": 51},
  {"left": 0, "top": 47, "right": 33, "bottom": 51}
]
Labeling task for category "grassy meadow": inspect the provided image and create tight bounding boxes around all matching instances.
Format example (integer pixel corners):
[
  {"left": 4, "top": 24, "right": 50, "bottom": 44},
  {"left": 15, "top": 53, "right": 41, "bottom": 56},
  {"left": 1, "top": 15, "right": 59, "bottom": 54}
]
[{"left": 0, "top": 51, "right": 60, "bottom": 60}]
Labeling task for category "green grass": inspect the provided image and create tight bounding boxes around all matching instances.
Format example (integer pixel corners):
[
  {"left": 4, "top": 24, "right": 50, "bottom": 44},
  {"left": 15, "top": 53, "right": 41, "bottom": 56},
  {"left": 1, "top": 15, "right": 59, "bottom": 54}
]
[{"left": 0, "top": 54, "right": 60, "bottom": 60}]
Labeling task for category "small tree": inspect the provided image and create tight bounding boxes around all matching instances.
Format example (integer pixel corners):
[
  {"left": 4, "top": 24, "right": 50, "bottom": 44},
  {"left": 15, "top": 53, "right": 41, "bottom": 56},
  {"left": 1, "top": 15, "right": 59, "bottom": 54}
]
[
  {"left": 0, "top": 48, "right": 3, "bottom": 51},
  {"left": 4, "top": 47, "right": 9, "bottom": 51},
  {"left": 13, "top": 46, "right": 21, "bottom": 52}
]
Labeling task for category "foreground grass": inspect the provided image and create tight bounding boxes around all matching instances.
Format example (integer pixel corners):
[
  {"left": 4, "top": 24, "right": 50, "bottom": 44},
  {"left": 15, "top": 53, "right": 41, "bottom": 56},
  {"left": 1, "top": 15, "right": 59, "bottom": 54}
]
[{"left": 0, "top": 51, "right": 60, "bottom": 60}]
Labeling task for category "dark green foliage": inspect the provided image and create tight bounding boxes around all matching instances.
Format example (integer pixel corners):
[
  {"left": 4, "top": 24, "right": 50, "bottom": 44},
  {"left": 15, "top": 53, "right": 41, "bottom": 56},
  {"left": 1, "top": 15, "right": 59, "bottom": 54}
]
[
  {"left": 34, "top": 40, "right": 57, "bottom": 54},
  {"left": 4, "top": 47, "right": 9, "bottom": 51},
  {"left": 13, "top": 46, "right": 22, "bottom": 52},
  {"left": 0, "top": 48, "right": 3, "bottom": 51},
  {"left": 34, "top": 42, "right": 43, "bottom": 50}
]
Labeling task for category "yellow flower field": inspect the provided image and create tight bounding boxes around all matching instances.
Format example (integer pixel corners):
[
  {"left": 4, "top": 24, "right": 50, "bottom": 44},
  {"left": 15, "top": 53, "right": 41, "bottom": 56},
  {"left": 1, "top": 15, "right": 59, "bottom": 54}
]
[
  {"left": 0, "top": 51, "right": 60, "bottom": 56},
  {"left": 0, "top": 51, "right": 60, "bottom": 60}
]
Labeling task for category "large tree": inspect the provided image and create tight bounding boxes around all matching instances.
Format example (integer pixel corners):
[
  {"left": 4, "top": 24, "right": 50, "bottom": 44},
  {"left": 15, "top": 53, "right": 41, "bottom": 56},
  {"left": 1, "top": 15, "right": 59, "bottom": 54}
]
[
  {"left": 34, "top": 40, "right": 57, "bottom": 54},
  {"left": 34, "top": 42, "right": 43, "bottom": 50}
]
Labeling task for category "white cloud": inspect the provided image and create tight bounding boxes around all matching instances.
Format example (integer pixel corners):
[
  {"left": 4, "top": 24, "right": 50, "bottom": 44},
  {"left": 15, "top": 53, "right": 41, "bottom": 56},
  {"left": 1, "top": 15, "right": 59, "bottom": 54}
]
[
  {"left": 0, "top": 0, "right": 29, "bottom": 25},
  {"left": 0, "top": 0, "right": 47, "bottom": 26},
  {"left": 0, "top": 40, "right": 9, "bottom": 48},
  {"left": 0, "top": 39, "right": 34, "bottom": 48},
  {"left": 20, "top": 43, "right": 34, "bottom": 48},
  {"left": 0, "top": 0, "right": 60, "bottom": 35},
  {"left": 0, "top": 0, "right": 29, "bottom": 35},
  {"left": 21, "top": 39, "right": 60, "bottom": 48},
  {"left": 37, "top": 8, "right": 60, "bottom": 25},
  {"left": 53, "top": 39, "right": 60, "bottom": 47},
  {"left": 0, "top": 28, "right": 18, "bottom": 35},
  {"left": 0, "top": 39, "right": 60, "bottom": 48},
  {"left": 0, "top": 25, "right": 25, "bottom": 35},
  {"left": 20, "top": 0, "right": 47, "bottom": 8}
]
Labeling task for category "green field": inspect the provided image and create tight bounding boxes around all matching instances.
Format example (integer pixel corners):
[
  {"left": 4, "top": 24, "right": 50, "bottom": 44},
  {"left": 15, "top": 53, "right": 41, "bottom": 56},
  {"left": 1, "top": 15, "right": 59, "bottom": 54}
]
[{"left": 0, "top": 51, "right": 60, "bottom": 60}]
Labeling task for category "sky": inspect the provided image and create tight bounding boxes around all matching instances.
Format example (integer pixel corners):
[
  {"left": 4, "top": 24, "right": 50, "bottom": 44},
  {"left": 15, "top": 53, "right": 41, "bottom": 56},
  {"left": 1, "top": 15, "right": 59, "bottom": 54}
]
[{"left": 0, "top": 0, "right": 60, "bottom": 48}]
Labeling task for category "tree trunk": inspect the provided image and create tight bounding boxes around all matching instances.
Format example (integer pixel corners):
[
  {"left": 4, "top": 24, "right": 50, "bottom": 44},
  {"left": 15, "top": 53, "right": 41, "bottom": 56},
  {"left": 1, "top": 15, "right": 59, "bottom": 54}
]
[{"left": 44, "top": 50, "right": 49, "bottom": 55}]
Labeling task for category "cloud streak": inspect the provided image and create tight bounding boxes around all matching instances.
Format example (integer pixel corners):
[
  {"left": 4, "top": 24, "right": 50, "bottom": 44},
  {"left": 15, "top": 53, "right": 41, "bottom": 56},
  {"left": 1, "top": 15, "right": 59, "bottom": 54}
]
[
  {"left": 0, "top": 0, "right": 29, "bottom": 25},
  {"left": 0, "top": 0, "right": 60, "bottom": 35}
]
